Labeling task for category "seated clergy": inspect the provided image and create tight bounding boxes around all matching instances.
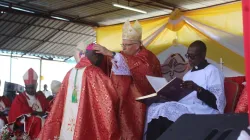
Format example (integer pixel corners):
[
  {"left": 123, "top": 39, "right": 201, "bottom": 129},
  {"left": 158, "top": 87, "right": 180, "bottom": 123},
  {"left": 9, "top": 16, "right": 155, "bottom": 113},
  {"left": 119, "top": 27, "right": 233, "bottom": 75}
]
[
  {"left": 7, "top": 68, "right": 49, "bottom": 139},
  {"left": 0, "top": 80, "right": 11, "bottom": 131},
  {"left": 146, "top": 40, "right": 226, "bottom": 140},
  {"left": 0, "top": 95, "right": 11, "bottom": 131}
]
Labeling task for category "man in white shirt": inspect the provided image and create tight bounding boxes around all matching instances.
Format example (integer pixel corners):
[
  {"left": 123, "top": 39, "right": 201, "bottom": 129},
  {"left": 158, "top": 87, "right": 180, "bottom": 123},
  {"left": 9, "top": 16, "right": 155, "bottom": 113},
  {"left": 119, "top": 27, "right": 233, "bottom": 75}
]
[
  {"left": 42, "top": 84, "right": 52, "bottom": 98},
  {"left": 146, "top": 40, "right": 226, "bottom": 140}
]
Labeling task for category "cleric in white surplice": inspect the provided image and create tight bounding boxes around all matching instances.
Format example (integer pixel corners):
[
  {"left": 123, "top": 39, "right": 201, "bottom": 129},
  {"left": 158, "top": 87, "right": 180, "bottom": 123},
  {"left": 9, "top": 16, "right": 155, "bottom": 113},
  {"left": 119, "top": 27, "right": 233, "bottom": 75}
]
[{"left": 145, "top": 40, "right": 226, "bottom": 140}]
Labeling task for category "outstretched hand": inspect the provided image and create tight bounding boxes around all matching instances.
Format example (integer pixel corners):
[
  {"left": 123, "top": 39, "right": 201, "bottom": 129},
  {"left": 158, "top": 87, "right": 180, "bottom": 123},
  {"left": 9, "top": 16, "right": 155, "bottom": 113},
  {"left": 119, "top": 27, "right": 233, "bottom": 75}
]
[
  {"left": 93, "top": 44, "right": 113, "bottom": 56},
  {"left": 180, "top": 80, "right": 200, "bottom": 91}
]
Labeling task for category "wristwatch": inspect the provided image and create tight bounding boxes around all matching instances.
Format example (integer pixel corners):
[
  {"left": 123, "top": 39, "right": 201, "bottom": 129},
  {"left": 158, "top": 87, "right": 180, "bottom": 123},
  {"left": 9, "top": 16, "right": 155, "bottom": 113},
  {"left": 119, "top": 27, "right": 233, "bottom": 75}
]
[{"left": 112, "top": 52, "right": 116, "bottom": 58}]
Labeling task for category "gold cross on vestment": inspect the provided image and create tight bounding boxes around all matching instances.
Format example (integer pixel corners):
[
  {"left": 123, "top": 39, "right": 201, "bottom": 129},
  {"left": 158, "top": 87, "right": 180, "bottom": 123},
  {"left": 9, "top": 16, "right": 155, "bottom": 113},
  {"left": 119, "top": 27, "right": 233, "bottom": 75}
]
[{"left": 67, "top": 118, "right": 76, "bottom": 132}]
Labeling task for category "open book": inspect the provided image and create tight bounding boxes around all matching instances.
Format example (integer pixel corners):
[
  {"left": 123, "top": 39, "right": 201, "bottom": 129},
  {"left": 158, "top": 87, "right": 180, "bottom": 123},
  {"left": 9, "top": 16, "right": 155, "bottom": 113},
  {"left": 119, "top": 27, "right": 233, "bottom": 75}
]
[{"left": 136, "top": 76, "right": 193, "bottom": 105}]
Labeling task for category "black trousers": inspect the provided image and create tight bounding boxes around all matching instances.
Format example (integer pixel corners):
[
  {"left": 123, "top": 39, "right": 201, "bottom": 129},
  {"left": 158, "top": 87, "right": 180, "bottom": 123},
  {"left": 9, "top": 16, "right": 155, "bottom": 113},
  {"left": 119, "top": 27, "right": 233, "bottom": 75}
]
[{"left": 146, "top": 116, "right": 173, "bottom": 140}]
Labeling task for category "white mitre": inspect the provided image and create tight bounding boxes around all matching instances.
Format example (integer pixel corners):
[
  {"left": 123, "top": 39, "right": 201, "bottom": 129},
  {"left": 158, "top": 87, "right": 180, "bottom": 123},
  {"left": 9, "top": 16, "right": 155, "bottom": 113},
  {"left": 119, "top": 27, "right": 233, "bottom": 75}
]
[
  {"left": 23, "top": 68, "right": 38, "bottom": 85},
  {"left": 122, "top": 20, "right": 142, "bottom": 41},
  {"left": 74, "top": 40, "right": 88, "bottom": 63},
  {"left": 51, "top": 80, "right": 61, "bottom": 95}
]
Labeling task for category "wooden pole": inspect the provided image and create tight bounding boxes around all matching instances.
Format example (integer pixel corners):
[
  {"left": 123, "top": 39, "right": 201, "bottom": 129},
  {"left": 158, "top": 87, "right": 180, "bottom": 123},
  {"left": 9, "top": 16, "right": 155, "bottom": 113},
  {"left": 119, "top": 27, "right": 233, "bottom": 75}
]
[
  {"left": 39, "top": 59, "right": 42, "bottom": 91},
  {"left": 10, "top": 53, "right": 12, "bottom": 82},
  {"left": 242, "top": 0, "right": 250, "bottom": 123}
]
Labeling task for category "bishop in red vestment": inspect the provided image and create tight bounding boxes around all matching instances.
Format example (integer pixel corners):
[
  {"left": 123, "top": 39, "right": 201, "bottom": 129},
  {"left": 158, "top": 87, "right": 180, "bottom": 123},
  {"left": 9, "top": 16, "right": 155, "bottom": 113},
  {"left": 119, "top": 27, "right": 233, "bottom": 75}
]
[
  {"left": 38, "top": 43, "right": 120, "bottom": 140},
  {"left": 94, "top": 20, "right": 162, "bottom": 140},
  {"left": 0, "top": 96, "right": 11, "bottom": 129},
  {"left": 8, "top": 68, "right": 49, "bottom": 139}
]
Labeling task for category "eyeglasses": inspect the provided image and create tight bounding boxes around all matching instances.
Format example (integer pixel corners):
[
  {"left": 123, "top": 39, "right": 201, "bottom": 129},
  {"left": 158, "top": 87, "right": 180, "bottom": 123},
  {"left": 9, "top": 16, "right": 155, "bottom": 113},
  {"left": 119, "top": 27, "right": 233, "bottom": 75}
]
[
  {"left": 120, "top": 43, "right": 138, "bottom": 47},
  {"left": 185, "top": 53, "right": 199, "bottom": 60}
]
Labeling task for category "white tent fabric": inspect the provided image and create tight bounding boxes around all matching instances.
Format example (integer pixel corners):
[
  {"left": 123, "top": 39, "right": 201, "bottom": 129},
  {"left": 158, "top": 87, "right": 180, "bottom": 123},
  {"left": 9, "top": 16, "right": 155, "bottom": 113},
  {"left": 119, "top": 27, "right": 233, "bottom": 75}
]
[{"left": 184, "top": 17, "right": 244, "bottom": 57}]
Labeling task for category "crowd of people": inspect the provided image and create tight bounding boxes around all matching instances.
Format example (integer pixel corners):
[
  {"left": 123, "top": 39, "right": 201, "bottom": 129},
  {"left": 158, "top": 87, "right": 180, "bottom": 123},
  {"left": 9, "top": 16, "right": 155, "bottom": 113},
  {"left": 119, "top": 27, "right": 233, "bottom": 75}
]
[{"left": 0, "top": 20, "right": 227, "bottom": 140}]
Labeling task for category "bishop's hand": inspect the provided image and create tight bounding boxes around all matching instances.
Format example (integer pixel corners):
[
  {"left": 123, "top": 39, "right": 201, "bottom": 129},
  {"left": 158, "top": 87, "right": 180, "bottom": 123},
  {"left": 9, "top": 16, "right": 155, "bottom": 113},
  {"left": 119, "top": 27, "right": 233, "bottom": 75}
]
[
  {"left": 181, "top": 80, "right": 201, "bottom": 91},
  {"left": 93, "top": 44, "right": 113, "bottom": 57}
]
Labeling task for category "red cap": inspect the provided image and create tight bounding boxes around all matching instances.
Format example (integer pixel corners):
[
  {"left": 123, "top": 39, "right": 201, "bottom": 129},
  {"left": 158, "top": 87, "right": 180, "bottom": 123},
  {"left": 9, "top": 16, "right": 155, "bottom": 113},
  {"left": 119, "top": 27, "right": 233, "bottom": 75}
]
[{"left": 86, "top": 43, "right": 94, "bottom": 50}]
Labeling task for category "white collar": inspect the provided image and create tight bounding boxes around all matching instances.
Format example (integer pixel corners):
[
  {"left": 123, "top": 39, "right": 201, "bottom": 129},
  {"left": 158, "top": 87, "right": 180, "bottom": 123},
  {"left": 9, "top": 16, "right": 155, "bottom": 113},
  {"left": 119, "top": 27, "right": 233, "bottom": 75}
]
[{"left": 25, "top": 92, "right": 36, "bottom": 100}]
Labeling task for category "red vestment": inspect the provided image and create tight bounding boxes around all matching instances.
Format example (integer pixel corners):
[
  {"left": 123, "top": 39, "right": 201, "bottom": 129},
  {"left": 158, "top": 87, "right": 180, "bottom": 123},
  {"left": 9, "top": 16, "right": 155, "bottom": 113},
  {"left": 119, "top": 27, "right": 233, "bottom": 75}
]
[
  {"left": 47, "top": 98, "right": 55, "bottom": 112},
  {"left": 235, "top": 86, "right": 248, "bottom": 113},
  {"left": 38, "top": 57, "right": 120, "bottom": 140},
  {"left": 0, "top": 96, "right": 11, "bottom": 124},
  {"left": 111, "top": 48, "right": 162, "bottom": 140},
  {"left": 8, "top": 92, "right": 49, "bottom": 139}
]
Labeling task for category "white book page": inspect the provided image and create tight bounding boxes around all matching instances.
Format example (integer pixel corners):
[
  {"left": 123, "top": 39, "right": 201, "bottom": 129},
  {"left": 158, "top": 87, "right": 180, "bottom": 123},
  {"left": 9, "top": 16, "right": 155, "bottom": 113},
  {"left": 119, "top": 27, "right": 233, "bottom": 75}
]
[{"left": 146, "top": 75, "right": 168, "bottom": 92}]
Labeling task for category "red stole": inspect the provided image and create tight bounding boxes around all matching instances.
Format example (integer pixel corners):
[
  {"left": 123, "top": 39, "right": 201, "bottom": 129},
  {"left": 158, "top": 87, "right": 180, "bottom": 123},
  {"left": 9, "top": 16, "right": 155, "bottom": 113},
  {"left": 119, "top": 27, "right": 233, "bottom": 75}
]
[
  {"left": 38, "top": 57, "right": 120, "bottom": 140},
  {"left": 111, "top": 48, "right": 162, "bottom": 140}
]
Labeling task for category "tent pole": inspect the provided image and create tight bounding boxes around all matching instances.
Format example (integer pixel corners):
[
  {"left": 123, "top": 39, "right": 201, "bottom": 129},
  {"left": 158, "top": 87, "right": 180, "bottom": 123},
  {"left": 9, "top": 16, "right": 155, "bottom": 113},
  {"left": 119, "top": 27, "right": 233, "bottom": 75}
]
[
  {"left": 242, "top": 0, "right": 250, "bottom": 123},
  {"left": 10, "top": 52, "right": 12, "bottom": 82},
  {"left": 39, "top": 58, "right": 42, "bottom": 91}
]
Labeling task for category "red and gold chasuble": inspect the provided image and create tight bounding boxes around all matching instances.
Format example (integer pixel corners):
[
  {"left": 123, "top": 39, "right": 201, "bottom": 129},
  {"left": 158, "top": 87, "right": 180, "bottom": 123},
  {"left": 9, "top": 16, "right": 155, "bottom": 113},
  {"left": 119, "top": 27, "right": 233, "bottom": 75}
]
[
  {"left": 235, "top": 85, "right": 248, "bottom": 113},
  {"left": 111, "top": 48, "right": 162, "bottom": 140},
  {"left": 38, "top": 57, "right": 120, "bottom": 140}
]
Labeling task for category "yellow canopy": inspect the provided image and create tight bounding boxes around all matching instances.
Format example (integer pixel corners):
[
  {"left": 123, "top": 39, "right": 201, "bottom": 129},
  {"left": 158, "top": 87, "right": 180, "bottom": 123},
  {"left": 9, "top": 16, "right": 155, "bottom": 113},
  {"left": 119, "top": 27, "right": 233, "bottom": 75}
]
[{"left": 96, "top": 1, "right": 244, "bottom": 75}]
